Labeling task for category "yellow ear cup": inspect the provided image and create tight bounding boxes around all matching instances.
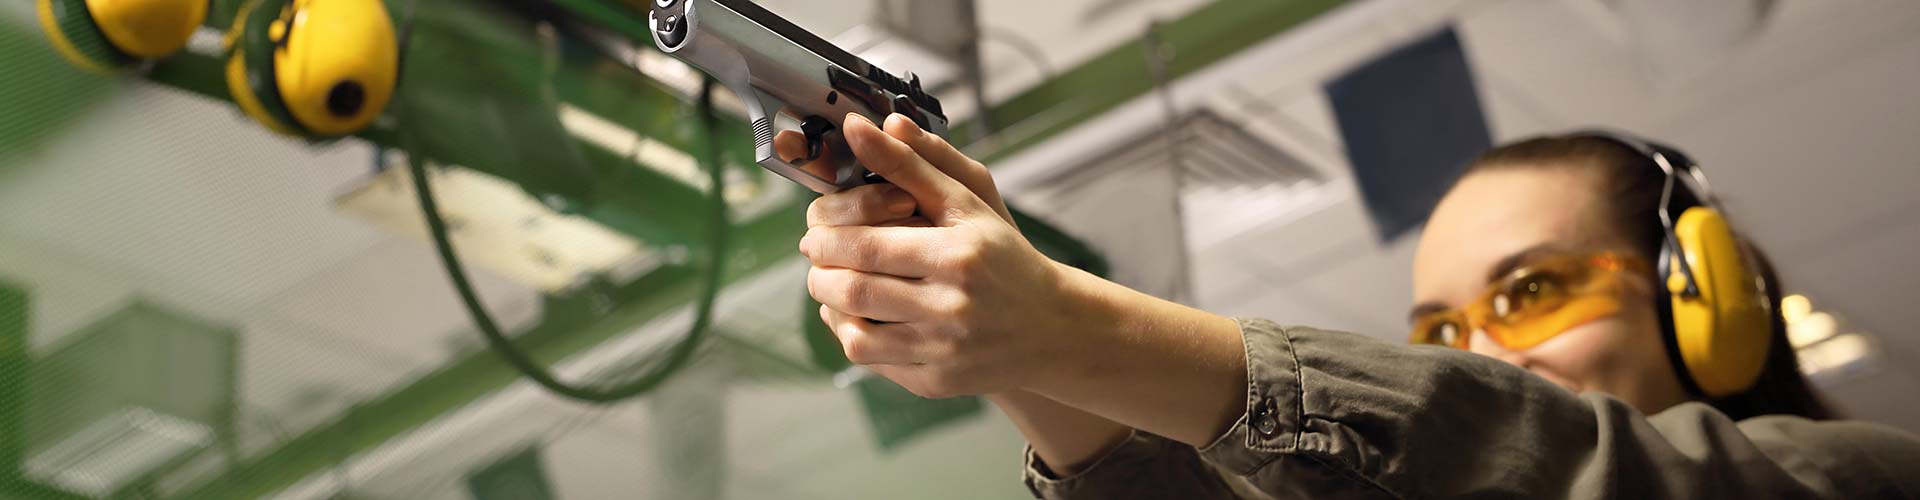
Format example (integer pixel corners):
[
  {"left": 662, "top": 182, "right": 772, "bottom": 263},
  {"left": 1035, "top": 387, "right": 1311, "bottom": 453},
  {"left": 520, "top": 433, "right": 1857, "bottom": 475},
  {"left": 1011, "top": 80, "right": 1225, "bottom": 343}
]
[
  {"left": 226, "top": 46, "right": 300, "bottom": 135},
  {"left": 1665, "top": 207, "right": 1771, "bottom": 397},
  {"left": 39, "top": 0, "right": 134, "bottom": 73},
  {"left": 36, "top": 0, "right": 206, "bottom": 72},
  {"left": 274, "top": 0, "right": 398, "bottom": 137},
  {"left": 88, "top": 0, "right": 208, "bottom": 58},
  {"left": 225, "top": 0, "right": 301, "bottom": 135}
]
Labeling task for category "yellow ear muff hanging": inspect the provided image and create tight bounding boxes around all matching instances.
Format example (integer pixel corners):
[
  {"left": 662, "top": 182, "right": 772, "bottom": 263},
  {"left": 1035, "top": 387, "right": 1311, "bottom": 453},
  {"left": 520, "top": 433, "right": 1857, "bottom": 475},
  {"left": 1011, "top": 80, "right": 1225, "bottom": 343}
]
[
  {"left": 225, "top": 0, "right": 398, "bottom": 138},
  {"left": 1664, "top": 206, "right": 1771, "bottom": 397},
  {"left": 37, "top": 0, "right": 208, "bottom": 73}
]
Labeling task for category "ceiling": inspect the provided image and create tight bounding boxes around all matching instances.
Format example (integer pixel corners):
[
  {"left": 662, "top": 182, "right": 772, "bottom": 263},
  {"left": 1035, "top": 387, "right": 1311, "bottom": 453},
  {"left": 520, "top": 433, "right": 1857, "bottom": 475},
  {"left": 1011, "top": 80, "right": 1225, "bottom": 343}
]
[{"left": 1, "top": 0, "right": 1916, "bottom": 498}]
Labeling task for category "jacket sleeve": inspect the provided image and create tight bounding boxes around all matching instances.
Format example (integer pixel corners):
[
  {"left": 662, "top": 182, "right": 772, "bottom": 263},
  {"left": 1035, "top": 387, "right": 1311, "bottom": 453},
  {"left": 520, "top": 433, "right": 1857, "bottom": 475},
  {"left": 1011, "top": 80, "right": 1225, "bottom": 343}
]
[
  {"left": 1022, "top": 429, "right": 1241, "bottom": 500},
  {"left": 1196, "top": 318, "right": 1920, "bottom": 499}
]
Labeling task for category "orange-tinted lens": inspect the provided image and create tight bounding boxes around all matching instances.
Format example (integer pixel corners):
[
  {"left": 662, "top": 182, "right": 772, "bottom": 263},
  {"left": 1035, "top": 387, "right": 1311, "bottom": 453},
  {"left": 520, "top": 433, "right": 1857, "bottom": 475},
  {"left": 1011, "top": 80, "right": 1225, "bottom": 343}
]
[
  {"left": 1471, "top": 253, "right": 1635, "bottom": 350},
  {"left": 1409, "top": 252, "right": 1644, "bottom": 351},
  {"left": 1410, "top": 310, "right": 1470, "bottom": 349},
  {"left": 1483, "top": 295, "right": 1624, "bottom": 350}
]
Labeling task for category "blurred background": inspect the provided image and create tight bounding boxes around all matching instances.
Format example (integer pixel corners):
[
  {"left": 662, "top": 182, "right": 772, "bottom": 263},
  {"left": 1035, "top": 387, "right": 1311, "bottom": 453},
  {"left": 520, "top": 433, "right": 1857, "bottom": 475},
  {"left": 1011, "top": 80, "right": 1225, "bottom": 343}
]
[{"left": 1, "top": 0, "right": 1915, "bottom": 498}]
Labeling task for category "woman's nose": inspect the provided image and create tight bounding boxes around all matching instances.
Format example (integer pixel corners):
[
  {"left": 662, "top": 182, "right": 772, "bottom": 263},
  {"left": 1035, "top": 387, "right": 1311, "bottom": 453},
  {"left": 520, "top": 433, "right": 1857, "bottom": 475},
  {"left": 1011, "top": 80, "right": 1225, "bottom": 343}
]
[{"left": 1469, "top": 329, "right": 1530, "bottom": 368}]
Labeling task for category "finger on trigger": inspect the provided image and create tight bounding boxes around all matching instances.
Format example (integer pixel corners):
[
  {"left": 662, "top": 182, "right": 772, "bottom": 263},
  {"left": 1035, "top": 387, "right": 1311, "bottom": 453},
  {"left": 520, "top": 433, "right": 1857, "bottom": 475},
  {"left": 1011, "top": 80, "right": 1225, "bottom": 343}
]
[
  {"left": 775, "top": 129, "right": 845, "bottom": 183},
  {"left": 774, "top": 130, "right": 810, "bottom": 163}
]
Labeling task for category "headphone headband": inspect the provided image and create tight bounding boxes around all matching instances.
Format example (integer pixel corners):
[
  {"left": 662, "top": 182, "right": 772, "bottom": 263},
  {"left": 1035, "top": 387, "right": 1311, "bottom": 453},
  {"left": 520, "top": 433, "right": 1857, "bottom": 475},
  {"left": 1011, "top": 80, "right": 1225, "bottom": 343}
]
[
  {"left": 1563, "top": 129, "right": 1774, "bottom": 398},
  {"left": 1565, "top": 130, "right": 1712, "bottom": 205}
]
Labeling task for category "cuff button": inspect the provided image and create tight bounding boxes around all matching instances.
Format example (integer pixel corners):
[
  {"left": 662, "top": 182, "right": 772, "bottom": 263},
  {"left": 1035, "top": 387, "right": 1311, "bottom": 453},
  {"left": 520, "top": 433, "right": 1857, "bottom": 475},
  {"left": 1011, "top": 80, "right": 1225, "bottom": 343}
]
[{"left": 1250, "top": 397, "right": 1281, "bottom": 438}]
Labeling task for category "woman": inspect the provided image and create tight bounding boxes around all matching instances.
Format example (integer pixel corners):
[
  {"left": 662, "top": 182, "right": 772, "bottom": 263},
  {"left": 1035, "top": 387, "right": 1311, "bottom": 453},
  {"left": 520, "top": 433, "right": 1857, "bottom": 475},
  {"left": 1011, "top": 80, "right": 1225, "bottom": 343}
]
[{"left": 788, "top": 113, "right": 1920, "bottom": 498}]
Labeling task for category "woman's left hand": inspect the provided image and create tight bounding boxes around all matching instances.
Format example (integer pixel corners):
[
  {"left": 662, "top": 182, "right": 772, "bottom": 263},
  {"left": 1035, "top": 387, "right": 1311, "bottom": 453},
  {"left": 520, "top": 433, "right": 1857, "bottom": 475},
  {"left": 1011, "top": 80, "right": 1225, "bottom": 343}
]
[{"left": 801, "top": 113, "right": 1094, "bottom": 399}]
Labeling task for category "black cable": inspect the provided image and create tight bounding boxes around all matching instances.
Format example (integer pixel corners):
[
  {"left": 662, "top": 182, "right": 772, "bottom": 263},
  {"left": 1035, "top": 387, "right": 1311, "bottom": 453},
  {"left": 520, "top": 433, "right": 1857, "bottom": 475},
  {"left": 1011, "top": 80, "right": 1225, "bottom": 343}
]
[
  {"left": 408, "top": 79, "right": 729, "bottom": 403},
  {"left": 980, "top": 26, "right": 1057, "bottom": 78},
  {"left": 1144, "top": 21, "right": 1195, "bottom": 303}
]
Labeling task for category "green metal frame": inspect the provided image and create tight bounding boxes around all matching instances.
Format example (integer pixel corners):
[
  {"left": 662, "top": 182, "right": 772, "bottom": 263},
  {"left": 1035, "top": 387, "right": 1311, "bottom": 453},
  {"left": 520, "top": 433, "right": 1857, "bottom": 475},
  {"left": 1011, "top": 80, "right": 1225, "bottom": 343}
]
[
  {"left": 0, "top": 284, "right": 89, "bottom": 500},
  {"left": 1, "top": 282, "right": 25, "bottom": 485}
]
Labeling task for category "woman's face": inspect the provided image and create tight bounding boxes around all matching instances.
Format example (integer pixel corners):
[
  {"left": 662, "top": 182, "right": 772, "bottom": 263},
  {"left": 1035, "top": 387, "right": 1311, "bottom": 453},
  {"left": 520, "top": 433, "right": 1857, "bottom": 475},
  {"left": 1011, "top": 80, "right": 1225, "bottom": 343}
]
[{"left": 1412, "top": 165, "right": 1690, "bottom": 414}]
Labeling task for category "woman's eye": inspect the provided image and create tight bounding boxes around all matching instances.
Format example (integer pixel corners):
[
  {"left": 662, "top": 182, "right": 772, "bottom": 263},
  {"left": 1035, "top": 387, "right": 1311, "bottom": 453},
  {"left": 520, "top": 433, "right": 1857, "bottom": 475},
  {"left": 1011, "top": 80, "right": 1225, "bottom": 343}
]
[
  {"left": 1416, "top": 319, "right": 1462, "bottom": 347},
  {"left": 1434, "top": 322, "right": 1460, "bottom": 346},
  {"left": 1495, "top": 271, "right": 1565, "bottom": 316}
]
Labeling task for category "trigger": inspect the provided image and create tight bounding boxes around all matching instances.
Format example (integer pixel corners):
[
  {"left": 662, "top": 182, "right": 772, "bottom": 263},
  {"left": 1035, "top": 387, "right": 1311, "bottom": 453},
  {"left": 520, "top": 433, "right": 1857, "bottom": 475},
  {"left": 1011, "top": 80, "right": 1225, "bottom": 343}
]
[{"left": 800, "top": 116, "right": 835, "bottom": 161}]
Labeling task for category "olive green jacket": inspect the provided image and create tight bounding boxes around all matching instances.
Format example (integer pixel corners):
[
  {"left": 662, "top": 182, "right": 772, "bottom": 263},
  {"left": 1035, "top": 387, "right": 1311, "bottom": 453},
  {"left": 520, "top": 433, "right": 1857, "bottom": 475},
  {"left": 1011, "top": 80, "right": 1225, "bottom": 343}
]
[{"left": 1022, "top": 319, "right": 1920, "bottom": 499}]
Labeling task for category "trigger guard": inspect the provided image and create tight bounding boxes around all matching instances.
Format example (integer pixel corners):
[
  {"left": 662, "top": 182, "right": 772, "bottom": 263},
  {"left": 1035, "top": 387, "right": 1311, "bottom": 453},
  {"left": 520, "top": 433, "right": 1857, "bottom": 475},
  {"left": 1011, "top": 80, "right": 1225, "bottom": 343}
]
[{"left": 755, "top": 146, "right": 862, "bottom": 194}]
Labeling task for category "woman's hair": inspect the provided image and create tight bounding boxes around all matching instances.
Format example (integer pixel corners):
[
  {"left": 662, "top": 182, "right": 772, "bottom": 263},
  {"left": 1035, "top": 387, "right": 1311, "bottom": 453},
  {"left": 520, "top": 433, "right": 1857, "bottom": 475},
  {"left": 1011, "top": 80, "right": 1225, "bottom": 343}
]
[{"left": 1463, "top": 135, "right": 1834, "bottom": 420}]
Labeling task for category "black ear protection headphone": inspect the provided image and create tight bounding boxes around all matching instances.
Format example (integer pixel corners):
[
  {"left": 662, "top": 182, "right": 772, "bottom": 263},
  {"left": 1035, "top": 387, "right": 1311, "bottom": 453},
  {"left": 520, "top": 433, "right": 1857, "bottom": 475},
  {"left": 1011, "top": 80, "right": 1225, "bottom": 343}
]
[
  {"left": 223, "top": 0, "right": 399, "bottom": 138},
  {"left": 1573, "top": 131, "right": 1774, "bottom": 398},
  {"left": 38, "top": 0, "right": 208, "bottom": 73}
]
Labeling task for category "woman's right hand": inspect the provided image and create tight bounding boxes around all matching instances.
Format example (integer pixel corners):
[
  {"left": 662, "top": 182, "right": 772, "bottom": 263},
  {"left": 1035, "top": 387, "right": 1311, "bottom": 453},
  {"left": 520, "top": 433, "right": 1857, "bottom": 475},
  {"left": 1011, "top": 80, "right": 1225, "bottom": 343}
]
[
  {"left": 789, "top": 116, "right": 1139, "bottom": 473},
  {"left": 795, "top": 113, "right": 1097, "bottom": 399}
]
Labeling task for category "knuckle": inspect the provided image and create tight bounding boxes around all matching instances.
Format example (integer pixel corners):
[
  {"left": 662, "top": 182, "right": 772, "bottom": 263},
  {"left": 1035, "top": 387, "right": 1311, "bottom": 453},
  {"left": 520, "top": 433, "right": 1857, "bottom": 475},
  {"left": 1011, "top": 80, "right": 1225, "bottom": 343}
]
[
  {"left": 839, "top": 275, "right": 871, "bottom": 311},
  {"left": 802, "top": 226, "right": 829, "bottom": 252},
  {"left": 806, "top": 198, "right": 831, "bottom": 226},
  {"left": 960, "top": 161, "right": 990, "bottom": 178},
  {"left": 943, "top": 246, "right": 986, "bottom": 282},
  {"left": 940, "top": 205, "right": 971, "bottom": 222},
  {"left": 841, "top": 334, "right": 873, "bottom": 364},
  {"left": 938, "top": 295, "right": 973, "bottom": 320},
  {"left": 856, "top": 185, "right": 890, "bottom": 211},
  {"left": 944, "top": 242, "right": 983, "bottom": 269},
  {"left": 850, "top": 236, "right": 885, "bottom": 270}
]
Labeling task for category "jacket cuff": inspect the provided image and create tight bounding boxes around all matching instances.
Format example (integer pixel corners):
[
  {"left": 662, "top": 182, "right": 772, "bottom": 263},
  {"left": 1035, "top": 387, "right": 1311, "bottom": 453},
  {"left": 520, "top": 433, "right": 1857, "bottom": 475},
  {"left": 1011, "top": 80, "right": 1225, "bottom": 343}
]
[
  {"left": 1197, "top": 317, "right": 1305, "bottom": 474},
  {"left": 1022, "top": 430, "right": 1173, "bottom": 499}
]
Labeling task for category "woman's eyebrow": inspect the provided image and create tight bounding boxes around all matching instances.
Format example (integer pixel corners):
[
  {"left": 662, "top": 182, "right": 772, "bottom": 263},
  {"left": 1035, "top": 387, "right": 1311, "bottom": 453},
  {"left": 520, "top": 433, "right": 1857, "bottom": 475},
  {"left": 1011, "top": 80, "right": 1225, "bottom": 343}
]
[
  {"left": 1409, "top": 243, "right": 1579, "bottom": 323},
  {"left": 1483, "top": 243, "right": 1572, "bottom": 284},
  {"left": 1407, "top": 302, "right": 1448, "bottom": 323}
]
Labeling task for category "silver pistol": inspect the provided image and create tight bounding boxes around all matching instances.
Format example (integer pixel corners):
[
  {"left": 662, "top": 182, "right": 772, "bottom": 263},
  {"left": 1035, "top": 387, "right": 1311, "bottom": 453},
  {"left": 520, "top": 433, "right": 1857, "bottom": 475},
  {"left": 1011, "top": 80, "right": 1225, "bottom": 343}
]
[{"left": 649, "top": 0, "right": 950, "bottom": 194}]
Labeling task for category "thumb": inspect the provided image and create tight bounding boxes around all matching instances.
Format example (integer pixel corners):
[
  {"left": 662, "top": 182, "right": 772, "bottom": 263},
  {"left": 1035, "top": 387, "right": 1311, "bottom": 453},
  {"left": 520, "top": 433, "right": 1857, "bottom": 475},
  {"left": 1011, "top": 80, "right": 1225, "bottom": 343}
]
[
  {"left": 881, "top": 114, "right": 1015, "bottom": 226},
  {"left": 843, "top": 113, "right": 990, "bottom": 224}
]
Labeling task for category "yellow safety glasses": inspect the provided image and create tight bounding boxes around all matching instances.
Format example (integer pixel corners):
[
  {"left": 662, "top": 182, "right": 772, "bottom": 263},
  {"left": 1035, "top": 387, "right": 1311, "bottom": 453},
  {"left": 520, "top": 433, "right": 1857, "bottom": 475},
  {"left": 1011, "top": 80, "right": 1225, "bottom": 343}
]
[{"left": 1411, "top": 252, "right": 1649, "bottom": 351}]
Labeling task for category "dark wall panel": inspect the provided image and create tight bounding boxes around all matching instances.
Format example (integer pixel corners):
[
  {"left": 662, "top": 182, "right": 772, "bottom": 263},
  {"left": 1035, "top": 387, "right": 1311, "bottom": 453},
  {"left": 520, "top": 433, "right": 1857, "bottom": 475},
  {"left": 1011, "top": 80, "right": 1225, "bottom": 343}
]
[{"left": 1326, "top": 27, "right": 1492, "bottom": 241}]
